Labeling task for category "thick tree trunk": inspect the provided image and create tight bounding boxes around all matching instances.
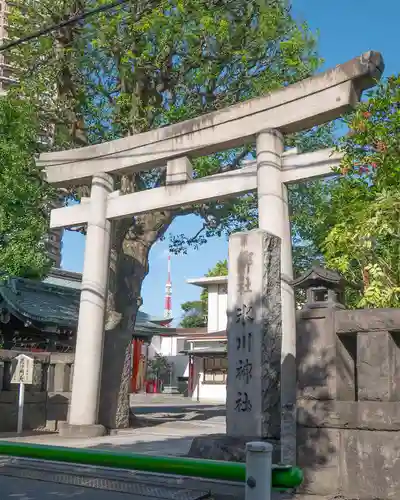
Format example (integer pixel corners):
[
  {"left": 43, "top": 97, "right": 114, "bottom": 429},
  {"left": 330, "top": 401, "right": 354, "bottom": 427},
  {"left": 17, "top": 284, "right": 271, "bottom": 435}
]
[{"left": 98, "top": 211, "right": 172, "bottom": 430}]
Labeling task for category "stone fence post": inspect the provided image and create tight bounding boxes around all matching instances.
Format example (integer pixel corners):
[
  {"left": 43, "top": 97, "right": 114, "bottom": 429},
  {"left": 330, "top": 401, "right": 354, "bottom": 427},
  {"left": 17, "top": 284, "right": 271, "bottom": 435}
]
[
  {"left": 293, "top": 265, "right": 400, "bottom": 499},
  {"left": 47, "top": 353, "right": 74, "bottom": 393}
]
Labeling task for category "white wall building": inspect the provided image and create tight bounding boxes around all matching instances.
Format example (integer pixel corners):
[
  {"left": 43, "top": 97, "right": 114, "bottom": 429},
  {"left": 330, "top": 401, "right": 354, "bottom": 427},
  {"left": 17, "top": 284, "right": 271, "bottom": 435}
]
[
  {"left": 184, "top": 276, "right": 228, "bottom": 403},
  {"left": 148, "top": 275, "right": 228, "bottom": 402}
]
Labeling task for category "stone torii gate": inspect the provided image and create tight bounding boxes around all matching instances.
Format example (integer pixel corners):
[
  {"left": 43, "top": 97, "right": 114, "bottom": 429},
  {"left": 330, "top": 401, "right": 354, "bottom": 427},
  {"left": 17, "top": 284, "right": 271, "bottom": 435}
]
[{"left": 38, "top": 51, "right": 383, "bottom": 445}]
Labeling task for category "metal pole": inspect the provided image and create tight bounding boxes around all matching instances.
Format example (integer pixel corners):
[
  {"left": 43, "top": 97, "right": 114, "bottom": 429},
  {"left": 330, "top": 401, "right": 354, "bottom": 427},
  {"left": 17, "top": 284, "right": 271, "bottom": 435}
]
[
  {"left": 196, "top": 372, "right": 200, "bottom": 402},
  {"left": 17, "top": 382, "right": 25, "bottom": 434},
  {"left": 245, "top": 442, "right": 273, "bottom": 500}
]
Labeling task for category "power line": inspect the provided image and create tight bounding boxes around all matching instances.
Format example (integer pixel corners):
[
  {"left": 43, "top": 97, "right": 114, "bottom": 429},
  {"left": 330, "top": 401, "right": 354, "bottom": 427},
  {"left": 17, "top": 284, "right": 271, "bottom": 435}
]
[{"left": 0, "top": 0, "right": 129, "bottom": 52}]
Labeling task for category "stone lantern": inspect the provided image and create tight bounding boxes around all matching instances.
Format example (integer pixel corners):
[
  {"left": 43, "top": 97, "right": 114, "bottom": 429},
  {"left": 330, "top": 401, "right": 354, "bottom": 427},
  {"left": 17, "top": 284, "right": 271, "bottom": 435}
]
[{"left": 291, "top": 264, "right": 346, "bottom": 309}]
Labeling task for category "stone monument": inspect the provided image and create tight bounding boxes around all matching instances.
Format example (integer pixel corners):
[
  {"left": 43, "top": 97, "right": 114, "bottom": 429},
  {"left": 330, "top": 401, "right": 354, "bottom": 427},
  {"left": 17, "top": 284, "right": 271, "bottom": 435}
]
[{"left": 226, "top": 229, "right": 281, "bottom": 440}]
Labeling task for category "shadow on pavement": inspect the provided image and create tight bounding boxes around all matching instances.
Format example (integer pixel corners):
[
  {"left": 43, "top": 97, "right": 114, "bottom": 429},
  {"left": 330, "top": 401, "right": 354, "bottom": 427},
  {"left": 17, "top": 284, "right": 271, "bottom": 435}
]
[
  {"left": 87, "top": 434, "right": 203, "bottom": 456},
  {"left": 130, "top": 404, "right": 226, "bottom": 428}
]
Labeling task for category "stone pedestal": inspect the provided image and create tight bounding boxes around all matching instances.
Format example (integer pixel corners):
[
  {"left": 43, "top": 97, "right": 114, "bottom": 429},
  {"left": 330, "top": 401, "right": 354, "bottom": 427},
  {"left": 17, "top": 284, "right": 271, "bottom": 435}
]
[
  {"left": 226, "top": 229, "right": 281, "bottom": 440},
  {"left": 59, "top": 422, "right": 106, "bottom": 438},
  {"left": 188, "top": 434, "right": 281, "bottom": 464}
]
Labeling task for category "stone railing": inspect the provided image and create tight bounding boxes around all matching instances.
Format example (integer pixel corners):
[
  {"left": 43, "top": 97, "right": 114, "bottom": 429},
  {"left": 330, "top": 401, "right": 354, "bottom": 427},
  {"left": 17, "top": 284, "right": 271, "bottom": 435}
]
[
  {"left": 296, "top": 304, "right": 400, "bottom": 500},
  {"left": 0, "top": 350, "right": 73, "bottom": 432}
]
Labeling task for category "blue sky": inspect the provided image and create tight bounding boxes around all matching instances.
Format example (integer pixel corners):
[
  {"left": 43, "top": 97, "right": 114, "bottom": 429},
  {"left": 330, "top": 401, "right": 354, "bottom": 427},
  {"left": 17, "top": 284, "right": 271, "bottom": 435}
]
[{"left": 61, "top": 0, "right": 399, "bottom": 324}]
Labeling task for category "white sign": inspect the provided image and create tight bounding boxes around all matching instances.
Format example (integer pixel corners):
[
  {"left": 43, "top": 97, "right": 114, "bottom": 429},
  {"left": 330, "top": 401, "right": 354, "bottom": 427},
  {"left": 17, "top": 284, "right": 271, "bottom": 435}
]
[{"left": 11, "top": 354, "right": 34, "bottom": 385}]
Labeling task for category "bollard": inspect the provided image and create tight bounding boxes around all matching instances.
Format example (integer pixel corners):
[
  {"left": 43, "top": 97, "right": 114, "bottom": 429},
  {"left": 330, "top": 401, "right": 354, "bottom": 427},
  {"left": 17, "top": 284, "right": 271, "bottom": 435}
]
[{"left": 245, "top": 441, "right": 273, "bottom": 500}]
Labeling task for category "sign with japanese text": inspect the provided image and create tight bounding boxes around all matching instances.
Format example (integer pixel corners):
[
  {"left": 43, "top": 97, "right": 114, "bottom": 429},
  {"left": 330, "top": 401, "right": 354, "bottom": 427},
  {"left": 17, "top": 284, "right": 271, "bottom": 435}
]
[
  {"left": 226, "top": 229, "right": 282, "bottom": 438},
  {"left": 11, "top": 354, "right": 34, "bottom": 385}
]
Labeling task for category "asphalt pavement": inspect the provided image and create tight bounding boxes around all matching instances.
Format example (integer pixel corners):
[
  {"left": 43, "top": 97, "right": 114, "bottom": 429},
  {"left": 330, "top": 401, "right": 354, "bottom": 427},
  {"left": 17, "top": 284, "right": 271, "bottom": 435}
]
[
  {"left": 1, "top": 474, "right": 138, "bottom": 499},
  {"left": 0, "top": 457, "right": 212, "bottom": 500}
]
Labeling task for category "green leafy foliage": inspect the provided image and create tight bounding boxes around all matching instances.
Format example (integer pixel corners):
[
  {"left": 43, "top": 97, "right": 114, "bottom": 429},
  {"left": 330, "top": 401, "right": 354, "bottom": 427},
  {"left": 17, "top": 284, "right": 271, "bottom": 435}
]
[
  {"left": 323, "top": 75, "right": 400, "bottom": 307},
  {"left": 0, "top": 96, "right": 53, "bottom": 279},
  {"left": 205, "top": 260, "right": 229, "bottom": 277},
  {"left": 291, "top": 75, "right": 400, "bottom": 308},
  {"left": 147, "top": 353, "right": 171, "bottom": 380},
  {"left": 179, "top": 300, "right": 206, "bottom": 328}
]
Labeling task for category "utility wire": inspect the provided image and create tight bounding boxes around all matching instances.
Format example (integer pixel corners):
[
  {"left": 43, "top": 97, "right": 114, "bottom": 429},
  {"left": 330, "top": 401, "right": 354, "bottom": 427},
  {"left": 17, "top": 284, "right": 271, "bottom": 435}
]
[{"left": 0, "top": 0, "right": 129, "bottom": 52}]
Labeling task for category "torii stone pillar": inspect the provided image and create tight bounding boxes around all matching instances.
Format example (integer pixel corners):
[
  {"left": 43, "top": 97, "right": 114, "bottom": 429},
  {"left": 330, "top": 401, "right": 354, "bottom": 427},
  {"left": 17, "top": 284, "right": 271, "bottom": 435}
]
[
  {"left": 60, "top": 173, "right": 114, "bottom": 437},
  {"left": 257, "top": 130, "right": 296, "bottom": 463}
]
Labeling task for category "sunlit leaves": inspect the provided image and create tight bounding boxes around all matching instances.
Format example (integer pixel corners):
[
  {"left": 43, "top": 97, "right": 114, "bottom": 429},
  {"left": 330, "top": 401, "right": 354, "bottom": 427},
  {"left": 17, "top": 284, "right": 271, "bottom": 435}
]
[
  {"left": 0, "top": 97, "right": 53, "bottom": 278},
  {"left": 180, "top": 300, "right": 206, "bottom": 328},
  {"left": 289, "top": 75, "right": 400, "bottom": 308},
  {"left": 321, "top": 75, "right": 400, "bottom": 308}
]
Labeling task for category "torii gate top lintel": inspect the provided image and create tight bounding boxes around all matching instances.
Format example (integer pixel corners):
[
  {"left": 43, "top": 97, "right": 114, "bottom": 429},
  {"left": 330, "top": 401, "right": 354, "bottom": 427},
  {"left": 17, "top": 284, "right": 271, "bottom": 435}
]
[{"left": 38, "top": 51, "right": 384, "bottom": 187}]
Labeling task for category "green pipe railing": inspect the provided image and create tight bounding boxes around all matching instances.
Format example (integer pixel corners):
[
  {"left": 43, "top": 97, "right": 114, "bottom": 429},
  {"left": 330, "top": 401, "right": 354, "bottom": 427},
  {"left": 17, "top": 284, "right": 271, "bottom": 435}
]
[{"left": 0, "top": 441, "right": 303, "bottom": 489}]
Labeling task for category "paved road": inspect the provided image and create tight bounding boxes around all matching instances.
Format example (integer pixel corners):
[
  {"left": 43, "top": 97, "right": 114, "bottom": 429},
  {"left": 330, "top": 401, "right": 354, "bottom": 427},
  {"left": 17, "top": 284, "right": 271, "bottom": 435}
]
[
  {"left": 0, "top": 401, "right": 226, "bottom": 457},
  {"left": 1, "top": 474, "right": 136, "bottom": 499},
  {"left": 0, "top": 459, "right": 211, "bottom": 500},
  {"left": 0, "top": 474, "right": 324, "bottom": 500}
]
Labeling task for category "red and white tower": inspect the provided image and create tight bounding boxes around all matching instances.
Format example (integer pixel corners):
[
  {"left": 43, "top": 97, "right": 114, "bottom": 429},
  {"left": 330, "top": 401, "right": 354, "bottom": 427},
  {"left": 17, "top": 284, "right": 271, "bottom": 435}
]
[{"left": 163, "top": 255, "right": 172, "bottom": 321}]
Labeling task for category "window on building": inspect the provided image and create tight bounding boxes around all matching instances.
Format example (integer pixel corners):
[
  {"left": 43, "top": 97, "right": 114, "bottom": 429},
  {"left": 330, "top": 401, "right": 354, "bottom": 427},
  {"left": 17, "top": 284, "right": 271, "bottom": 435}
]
[{"left": 203, "top": 356, "right": 228, "bottom": 384}]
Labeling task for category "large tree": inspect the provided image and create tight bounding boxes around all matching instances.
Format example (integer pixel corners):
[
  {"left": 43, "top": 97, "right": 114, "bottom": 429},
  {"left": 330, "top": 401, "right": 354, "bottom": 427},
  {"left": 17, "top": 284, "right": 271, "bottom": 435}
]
[
  {"left": 9, "top": 0, "right": 325, "bottom": 428},
  {"left": 0, "top": 96, "right": 53, "bottom": 279}
]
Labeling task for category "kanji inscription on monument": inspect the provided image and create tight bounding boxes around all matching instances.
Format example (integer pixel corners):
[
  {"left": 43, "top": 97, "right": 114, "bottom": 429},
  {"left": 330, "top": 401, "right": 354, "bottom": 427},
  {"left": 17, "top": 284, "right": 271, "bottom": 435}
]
[{"left": 227, "top": 229, "right": 282, "bottom": 438}]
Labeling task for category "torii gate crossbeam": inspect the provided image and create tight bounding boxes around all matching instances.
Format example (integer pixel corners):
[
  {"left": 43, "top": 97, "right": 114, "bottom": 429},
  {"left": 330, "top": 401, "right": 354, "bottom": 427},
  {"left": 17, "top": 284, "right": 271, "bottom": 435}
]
[
  {"left": 50, "top": 148, "right": 343, "bottom": 229},
  {"left": 38, "top": 51, "right": 383, "bottom": 186}
]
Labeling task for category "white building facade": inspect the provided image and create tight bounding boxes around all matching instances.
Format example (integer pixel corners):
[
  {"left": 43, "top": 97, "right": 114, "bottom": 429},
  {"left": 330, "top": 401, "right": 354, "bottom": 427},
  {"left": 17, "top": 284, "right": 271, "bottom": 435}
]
[
  {"left": 147, "top": 275, "right": 228, "bottom": 402},
  {"left": 185, "top": 276, "right": 228, "bottom": 403}
]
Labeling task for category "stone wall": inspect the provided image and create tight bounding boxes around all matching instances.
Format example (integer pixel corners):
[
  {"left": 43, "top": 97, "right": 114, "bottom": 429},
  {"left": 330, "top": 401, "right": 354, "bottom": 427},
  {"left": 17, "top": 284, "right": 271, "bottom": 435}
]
[
  {"left": 297, "top": 306, "right": 400, "bottom": 499},
  {"left": 0, "top": 350, "right": 73, "bottom": 432}
]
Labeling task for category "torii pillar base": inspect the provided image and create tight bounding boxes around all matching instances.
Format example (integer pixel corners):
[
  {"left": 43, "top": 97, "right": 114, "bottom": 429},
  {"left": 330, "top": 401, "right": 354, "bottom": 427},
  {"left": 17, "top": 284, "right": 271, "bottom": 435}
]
[{"left": 59, "top": 422, "right": 106, "bottom": 438}]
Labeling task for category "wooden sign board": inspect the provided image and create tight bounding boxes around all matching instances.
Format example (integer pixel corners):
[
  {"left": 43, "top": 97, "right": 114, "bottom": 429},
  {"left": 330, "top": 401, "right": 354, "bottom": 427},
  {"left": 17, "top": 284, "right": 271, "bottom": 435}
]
[{"left": 11, "top": 354, "right": 34, "bottom": 385}]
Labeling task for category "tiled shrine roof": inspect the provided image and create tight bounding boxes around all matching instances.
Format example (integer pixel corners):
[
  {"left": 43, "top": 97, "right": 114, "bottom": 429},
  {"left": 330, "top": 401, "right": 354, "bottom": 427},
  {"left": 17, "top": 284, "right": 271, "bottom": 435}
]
[{"left": 0, "top": 275, "right": 172, "bottom": 335}]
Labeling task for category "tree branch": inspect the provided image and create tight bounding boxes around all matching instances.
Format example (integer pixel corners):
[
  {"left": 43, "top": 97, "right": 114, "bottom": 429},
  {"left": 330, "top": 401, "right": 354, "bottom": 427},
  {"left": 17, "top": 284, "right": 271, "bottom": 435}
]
[{"left": 187, "top": 223, "right": 207, "bottom": 245}]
